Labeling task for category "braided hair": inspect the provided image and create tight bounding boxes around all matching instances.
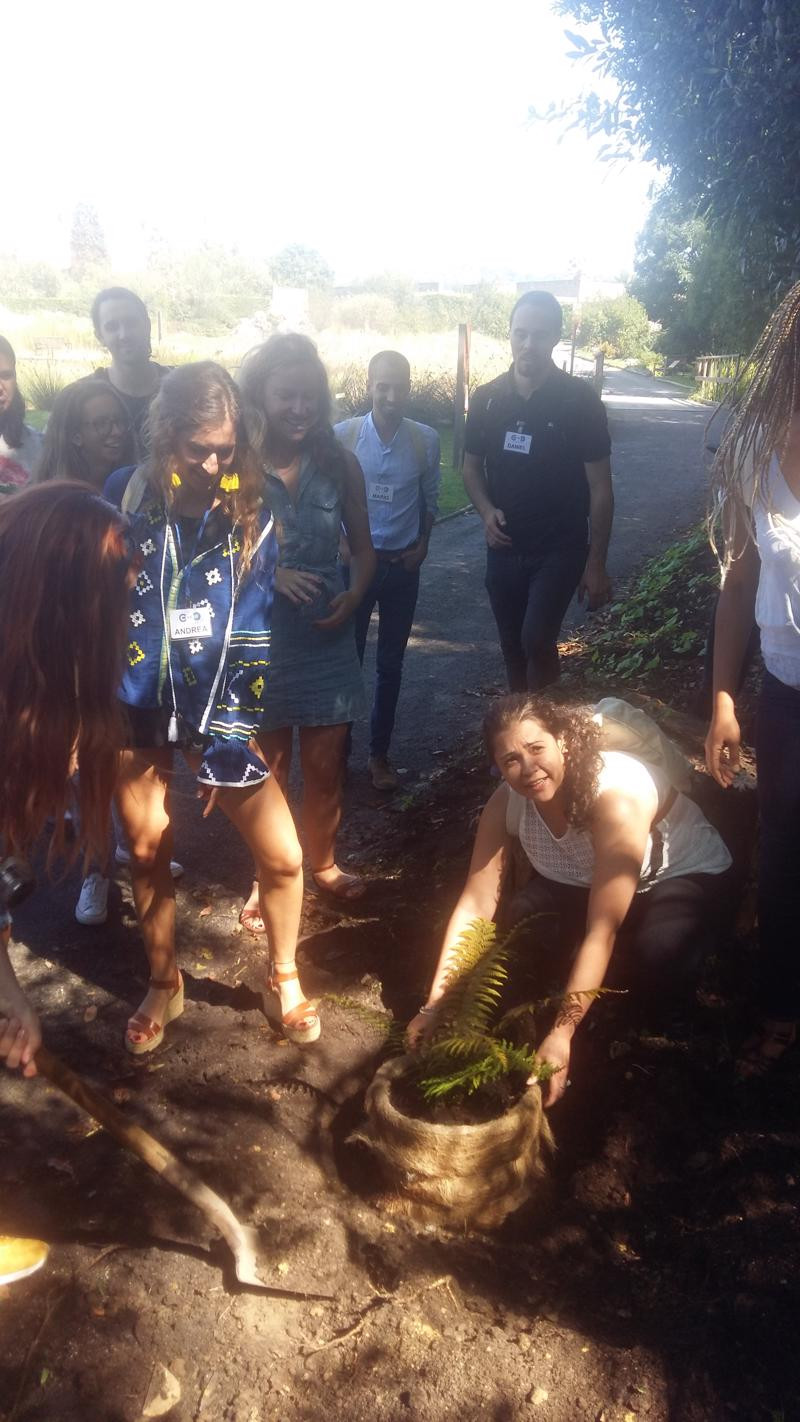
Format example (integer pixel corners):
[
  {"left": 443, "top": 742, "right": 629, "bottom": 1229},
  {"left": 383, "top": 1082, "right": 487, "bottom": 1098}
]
[{"left": 710, "top": 280, "right": 800, "bottom": 566}]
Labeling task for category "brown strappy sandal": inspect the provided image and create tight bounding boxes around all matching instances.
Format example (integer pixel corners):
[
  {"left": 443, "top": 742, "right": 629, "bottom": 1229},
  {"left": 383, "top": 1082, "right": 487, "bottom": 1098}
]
[
  {"left": 125, "top": 972, "right": 184, "bottom": 1056},
  {"left": 262, "top": 962, "right": 320, "bottom": 1045},
  {"left": 239, "top": 879, "right": 267, "bottom": 935}
]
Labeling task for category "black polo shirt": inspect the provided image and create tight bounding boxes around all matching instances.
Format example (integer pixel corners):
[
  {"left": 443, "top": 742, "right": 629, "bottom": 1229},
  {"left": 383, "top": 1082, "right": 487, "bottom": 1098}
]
[{"left": 464, "top": 364, "right": 611, "bottom": 556}]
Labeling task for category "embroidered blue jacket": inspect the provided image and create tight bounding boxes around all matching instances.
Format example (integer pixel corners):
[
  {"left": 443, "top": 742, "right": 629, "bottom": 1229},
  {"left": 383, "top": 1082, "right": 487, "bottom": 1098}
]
[{"left": 105, "top": 466, "right": 277, "bottom": 788}]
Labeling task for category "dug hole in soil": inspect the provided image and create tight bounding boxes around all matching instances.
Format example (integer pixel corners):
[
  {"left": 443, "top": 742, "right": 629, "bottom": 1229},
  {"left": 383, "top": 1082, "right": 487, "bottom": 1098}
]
[{"left": 2, "top": 689, "right": 800, "bottom": 1422}]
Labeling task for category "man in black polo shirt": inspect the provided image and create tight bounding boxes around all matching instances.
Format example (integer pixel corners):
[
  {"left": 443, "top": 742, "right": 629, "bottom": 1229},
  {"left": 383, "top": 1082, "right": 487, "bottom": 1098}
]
[{"left": 463, "top": 290, "right": 613, "bottom": 690}]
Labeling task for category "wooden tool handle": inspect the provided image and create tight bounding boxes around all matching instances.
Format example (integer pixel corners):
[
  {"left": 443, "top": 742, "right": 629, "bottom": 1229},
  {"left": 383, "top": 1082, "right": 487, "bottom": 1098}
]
[{"left": 34, "top": 1045, "right": 248, "bottom": 1252}]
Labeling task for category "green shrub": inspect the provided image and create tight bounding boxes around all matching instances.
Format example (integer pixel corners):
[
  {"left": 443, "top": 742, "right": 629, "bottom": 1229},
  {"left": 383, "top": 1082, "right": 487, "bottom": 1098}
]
[
  {"left": 580, "top": 295, "right": 653, "bottom": 359},
  {"left": 17, "top": 362, "right": 81, "bottom": 411}
]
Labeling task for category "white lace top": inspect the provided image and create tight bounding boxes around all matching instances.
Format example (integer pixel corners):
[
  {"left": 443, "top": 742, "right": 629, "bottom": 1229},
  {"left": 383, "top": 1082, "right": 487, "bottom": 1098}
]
[
  {"left": 752, "top": 456, "right": 800, "bottom": 689},
  {"left": 505, "top": 751, "right": 731, "bottom": 891}
]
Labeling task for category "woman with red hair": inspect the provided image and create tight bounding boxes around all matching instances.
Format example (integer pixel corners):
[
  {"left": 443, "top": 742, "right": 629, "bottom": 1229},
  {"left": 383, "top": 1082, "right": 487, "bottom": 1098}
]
[{"left": 0, "top": 482, "right": 136, "bottom": 1073}]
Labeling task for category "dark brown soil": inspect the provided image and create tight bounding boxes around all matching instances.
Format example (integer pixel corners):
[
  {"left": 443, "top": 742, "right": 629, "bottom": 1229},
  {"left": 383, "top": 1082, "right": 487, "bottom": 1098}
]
[{"left": 2, "top": 623, "right": 799, "bottom": 1421}]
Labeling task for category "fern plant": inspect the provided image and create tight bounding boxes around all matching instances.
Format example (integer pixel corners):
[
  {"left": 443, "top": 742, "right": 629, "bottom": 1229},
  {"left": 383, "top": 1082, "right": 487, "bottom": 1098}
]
[{"left": 411, "top": 917, "right": 556, "bottom": 1106}]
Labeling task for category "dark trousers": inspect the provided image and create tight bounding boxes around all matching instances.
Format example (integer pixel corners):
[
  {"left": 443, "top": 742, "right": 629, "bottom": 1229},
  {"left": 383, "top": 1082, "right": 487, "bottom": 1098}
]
[
  {"left": 353, "top": 560, "right": 420, "bottom": 757},
  {"left": 756, "top": 671, "right": 800, "bottom": 1019},
  {"left": 507, "top": 867, "right": 733, "bottom": 1010},
  {"left": 485, "top": 543, "right": 587, "bottom": 692}
]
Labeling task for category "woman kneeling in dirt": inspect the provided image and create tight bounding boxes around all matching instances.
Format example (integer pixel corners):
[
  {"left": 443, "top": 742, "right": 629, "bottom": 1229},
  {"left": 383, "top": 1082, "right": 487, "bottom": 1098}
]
[{"left": 408, "top": 695, "right": 733, "bottom": 1106}]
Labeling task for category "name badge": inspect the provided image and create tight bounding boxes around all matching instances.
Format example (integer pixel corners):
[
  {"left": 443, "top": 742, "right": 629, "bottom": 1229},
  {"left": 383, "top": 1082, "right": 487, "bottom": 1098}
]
[
  {"left": 368, "top": 481, "right": 394, "bottom": 503},
  {"left": 169, "top": 607, "right": 213, "bottom": 641},
  {"left": 503, "top": 430, "right": 532, "bottom": 455}
]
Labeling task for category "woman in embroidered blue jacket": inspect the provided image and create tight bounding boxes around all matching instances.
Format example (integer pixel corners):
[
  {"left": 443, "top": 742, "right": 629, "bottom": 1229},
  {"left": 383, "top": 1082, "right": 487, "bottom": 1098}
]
[{"left": 106, "top": 362, "right": 319, "bottom": 1054}]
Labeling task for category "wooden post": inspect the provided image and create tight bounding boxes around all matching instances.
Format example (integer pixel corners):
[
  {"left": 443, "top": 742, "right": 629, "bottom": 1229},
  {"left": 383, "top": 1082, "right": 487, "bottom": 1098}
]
[
  {"left": 593, "top": 349, "right": 604, "bottom": 396},
  {"left": 452, "top": 322, "right": 471, "bottom": 471},
  {"left": 157, "top": 310, "right": 163, "bottom": 344},
  {"left": 569, "top": 309, "right": 580, "bottom": 376}
]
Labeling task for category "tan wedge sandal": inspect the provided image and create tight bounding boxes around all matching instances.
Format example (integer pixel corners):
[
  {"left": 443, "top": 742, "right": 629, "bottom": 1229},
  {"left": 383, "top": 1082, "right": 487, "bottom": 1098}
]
[
  {"left": 262, "top": 962, "right": 320, "bottom": 1045},
  {"left": 125, "top": 972, "right": 184, "bottom": 1056}
]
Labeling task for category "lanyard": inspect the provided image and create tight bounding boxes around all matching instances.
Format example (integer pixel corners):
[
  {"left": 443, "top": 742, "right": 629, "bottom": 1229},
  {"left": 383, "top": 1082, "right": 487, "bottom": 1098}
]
[{"left": 172, "top": 507, "right": 213, "bottom": 603}]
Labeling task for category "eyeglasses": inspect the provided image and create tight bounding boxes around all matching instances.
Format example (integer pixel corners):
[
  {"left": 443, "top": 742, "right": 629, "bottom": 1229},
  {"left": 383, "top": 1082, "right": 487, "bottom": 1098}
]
[{"left": 83, "top": 415, "right": 130, "bottom": 438}]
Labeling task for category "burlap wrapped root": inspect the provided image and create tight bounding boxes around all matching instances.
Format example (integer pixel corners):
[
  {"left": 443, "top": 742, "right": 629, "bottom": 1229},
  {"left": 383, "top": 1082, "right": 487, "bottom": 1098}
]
[{"left": 350, "top": 1056, "right": 554, "bottom": 1230}]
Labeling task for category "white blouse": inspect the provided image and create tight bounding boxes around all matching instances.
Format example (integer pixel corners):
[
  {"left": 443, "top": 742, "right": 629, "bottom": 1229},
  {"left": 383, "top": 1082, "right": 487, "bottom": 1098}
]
[
  {"left": 505, "top": 751, "right": 731, "bottom": 891},
  {"left": 753, "top": 455, "right": 800, "bottom": 689}
]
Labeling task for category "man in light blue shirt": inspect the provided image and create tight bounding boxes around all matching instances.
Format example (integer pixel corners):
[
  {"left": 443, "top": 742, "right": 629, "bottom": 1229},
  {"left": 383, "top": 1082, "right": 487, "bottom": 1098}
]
[{"left": 335, "top": 351, "right": 440, "bottom": 789}]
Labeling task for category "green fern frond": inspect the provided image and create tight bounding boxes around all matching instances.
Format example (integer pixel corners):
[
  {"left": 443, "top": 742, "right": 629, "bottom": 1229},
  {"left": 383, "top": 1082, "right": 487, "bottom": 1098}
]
[
  {"left": 418, "top": 1039, "right": 544, "bottom": 1101},
  {"left": 433, "top": 918, "right": 510, "bottom": 1043}
]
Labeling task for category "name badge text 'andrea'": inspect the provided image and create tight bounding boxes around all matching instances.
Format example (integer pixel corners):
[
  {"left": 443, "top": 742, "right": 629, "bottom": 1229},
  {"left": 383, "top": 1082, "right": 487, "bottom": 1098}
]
[
  {"left": 169, "top": 607, "right": 213, "bottom": 641},
  {"left": 503, "top": 430, "right": 533, "bottom": 455}
]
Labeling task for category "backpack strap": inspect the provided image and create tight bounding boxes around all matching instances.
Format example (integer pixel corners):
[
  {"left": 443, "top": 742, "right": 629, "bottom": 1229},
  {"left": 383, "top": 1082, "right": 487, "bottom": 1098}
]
[{"left": 120, "top": 465, "right": 152, "bottom": 517}]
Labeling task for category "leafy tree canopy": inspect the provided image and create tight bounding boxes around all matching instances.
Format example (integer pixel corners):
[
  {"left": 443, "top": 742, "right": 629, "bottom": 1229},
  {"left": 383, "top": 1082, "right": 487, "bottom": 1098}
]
[
  {"left": 553, "top": 0, "right": 800, "bottom": 293},
  {"left": 270, "top": 244, "right": 333, "bottom": 289},
  {"left": 69, "top": 203, "right": 108, "bottom": 279}
]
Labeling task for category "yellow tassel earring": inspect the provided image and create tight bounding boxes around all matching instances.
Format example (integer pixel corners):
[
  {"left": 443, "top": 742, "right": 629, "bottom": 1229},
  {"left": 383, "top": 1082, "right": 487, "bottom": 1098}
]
[
  {"left": 219, "top": 472, "right": 240, "bottom": 493},
  {"left": 171, "top": 471, "right": 182, "bottom": 488}
]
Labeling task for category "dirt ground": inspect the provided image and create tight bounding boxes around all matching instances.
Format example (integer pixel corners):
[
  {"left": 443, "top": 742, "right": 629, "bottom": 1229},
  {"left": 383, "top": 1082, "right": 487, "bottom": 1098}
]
[{"left": 2, "top": 667, "right": 800, "bottom": 1422}]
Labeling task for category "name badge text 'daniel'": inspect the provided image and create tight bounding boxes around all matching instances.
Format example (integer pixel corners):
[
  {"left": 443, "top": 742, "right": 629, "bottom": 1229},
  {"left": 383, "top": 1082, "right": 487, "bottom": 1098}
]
[{"left": 503, "top": 430, "right": 533, "bottom": 455}]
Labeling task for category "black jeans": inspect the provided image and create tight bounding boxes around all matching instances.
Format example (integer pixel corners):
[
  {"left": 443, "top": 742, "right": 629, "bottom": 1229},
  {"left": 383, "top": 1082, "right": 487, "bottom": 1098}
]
[
  {"left": 507, "top": 867, "right": 733, "bottom": 1011},
  {"left": 353, "top": 559, "right": 420, "bottom": 758},
  {"left": 756, "top": 671, "right": 800, "bottom": 1019},
  {"left": 485, "top": 543, "right": 587, "bottom": 691}
]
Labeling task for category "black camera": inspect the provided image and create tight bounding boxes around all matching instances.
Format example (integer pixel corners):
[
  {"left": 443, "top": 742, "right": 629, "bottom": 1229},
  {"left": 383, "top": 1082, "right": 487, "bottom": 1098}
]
[{"left": 0, "top": 857, "right": 35, "bottom": 913}]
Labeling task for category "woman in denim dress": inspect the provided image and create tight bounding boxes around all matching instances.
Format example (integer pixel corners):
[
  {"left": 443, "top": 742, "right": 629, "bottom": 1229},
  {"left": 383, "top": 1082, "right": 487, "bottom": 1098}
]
[{"left": 238, "top": 335, "right": 375, "bottom": 915}]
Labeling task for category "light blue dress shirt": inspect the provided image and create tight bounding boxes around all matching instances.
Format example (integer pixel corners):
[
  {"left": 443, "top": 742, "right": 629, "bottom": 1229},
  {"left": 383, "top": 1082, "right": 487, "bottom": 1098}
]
[{"left": 334, "top": 412, "right": 441, "bottom": 551}]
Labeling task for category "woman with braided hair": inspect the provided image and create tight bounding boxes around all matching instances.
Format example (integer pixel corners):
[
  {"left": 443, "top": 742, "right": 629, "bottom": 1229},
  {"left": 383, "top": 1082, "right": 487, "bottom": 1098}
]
[
  {"left": 706, "top": 280, "right": 800, "bottom": 1075},
  {"left": 409, "top": 694, "right": 731, "bottom": 1105}
]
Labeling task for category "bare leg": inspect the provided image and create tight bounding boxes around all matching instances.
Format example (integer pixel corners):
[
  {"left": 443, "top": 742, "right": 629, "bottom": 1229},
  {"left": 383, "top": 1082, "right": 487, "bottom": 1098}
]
[
  {"left": 114, "top": 748, "right": 178, "bottom": 1044},
  {"left": 300, "top": 723, "right": 364, "bottom": 899},
  {"left": 186, "top": 755, "right": 310, "bottom": 1023},
  {"left": 240, "top": 730, "right": 294, "bottom": 931}
]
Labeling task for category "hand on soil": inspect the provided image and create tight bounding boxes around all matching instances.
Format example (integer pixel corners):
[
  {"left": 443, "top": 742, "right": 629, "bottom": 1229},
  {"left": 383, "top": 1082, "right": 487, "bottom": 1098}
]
[
  {"left": 534, "top": 1028, "right": 572, "bottom": 1108},
  {"left": 406, "top": 1010, "right": 437, "bottom": 1050}
]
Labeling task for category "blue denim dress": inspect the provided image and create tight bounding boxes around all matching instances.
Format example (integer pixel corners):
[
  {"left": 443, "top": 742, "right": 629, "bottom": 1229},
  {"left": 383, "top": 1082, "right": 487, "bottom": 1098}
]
[{"left": 261, "top": 455, "right": 365, "bottom": 729}]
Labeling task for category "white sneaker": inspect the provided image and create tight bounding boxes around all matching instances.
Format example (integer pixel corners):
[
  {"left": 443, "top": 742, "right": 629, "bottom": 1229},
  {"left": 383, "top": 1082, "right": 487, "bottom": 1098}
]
[
  {"left": 75, "top": 872, "right": 109, "bottom": 926},
  {"left": 114, "top": 847, "right": 184, "bottom": 879}
]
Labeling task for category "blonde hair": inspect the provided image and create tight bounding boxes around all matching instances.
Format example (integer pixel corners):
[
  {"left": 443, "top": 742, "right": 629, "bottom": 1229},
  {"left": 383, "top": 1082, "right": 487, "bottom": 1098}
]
[{"left": 710, "top": 280, "right": 800, "bottom": 565}]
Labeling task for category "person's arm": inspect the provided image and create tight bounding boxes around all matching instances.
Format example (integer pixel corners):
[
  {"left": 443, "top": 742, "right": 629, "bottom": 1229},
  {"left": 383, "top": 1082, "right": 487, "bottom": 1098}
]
[
  {"left": 536, "top": 788, "right": 652, "bottom": 1106},
  {"left": 402, "top": 433, "right": 441, "bottom": 573},
  {"left": 406, "top": 787, "right": 511, "bottom": 1045},
  {"left": 0, "top": 926, "right": 41, "bottom": 1077},
  {"left": 705, "top": 510, "right": 761, "bottom": 787},
  {"left": 463, "top": 452, "right": 512, "bottom": 548},
  {"left": 315, "top": 452, "right": 376, "bottom": 629},
  {"left": 578, "top": 457, "right": 614, "bottom": 609}
]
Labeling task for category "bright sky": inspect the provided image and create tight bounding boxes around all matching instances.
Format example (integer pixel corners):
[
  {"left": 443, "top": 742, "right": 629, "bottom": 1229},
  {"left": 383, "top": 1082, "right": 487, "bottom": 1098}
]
[{"left": 6, "top": 0, "right": 659, "bottom": 284}]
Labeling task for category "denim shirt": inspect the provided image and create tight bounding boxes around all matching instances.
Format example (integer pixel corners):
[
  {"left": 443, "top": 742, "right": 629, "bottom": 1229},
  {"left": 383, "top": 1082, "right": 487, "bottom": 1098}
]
[
  {"left": 267, "top": 456, "right": 344, "bottom": 618},
  {"left": 105, "top": 466, "right": 277, "bottom": 788}
]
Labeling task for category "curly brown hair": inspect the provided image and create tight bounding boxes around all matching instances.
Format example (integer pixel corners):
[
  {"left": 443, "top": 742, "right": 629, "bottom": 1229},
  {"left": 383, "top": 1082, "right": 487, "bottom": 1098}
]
[{"left": 483, "top": 694, "right": 603, "bottom": 829}]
